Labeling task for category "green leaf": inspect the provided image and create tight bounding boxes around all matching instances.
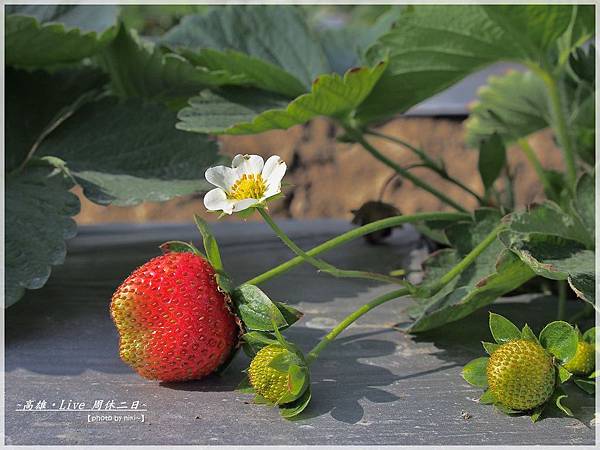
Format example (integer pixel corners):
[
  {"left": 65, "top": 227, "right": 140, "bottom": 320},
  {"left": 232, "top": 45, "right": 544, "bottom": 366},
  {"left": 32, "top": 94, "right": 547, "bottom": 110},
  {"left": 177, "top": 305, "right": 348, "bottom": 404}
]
[
  {"left": 232, "top": 284, "right": 287, "bottom": 332},
  {"left": 479, "top": 389, "right": 496, "bottom": 405},
  {"left": 159, "top": 240, "right": 202, "bottom": 255},
  {"left": 35, "top": 97, "right": 226, "bottom": 206},
  {"left": 539, "top": 321, "right": 578, "bottom": 362},
  {"left": 193, "top": 215, "right": 223, "bottom": 272},
  {"left": 489, "top": 313, "right": 521, "bottom": 344},
  {"left": 521, "top": 324, "right": 539, "bottom": 343},
  {"left": 482, "top": 342, "right": 500, "bottom": 355},
  {"left": 317, "top": 6, "right": 403, "bottom": 74},
  {"left": 572, "top": 172, "right": 595, "bottom": 240},
  {"left": 409, "top": 209, "right": 535, "bottom": 332},
  {"left": 478, "top": 133, "right": 506, "bottom": 192},
  {"left": 558, "top": 365, "right": 572, "bottom": 384},
  {"left": 162, "top": 6, "right": 330, "bottom": 95},
  {"left": 499, "top": 202, "right": 596, "bottom": 305},
  {"left": 6, "top": 5, "right": 118, "bottom": 67},
  {"left": 358, "top": 5, "right": 524, "bottom": 123},
  {"left": 6, "top": 165, "right": 80, "bottom": 306},
  {"left": 279, "top": 387, "right": 312, "bottom": 419},
  {"left": 273, "top": 302, "right": 303, "bottom": 328},
  {"left": 582, "top": 327, "right": 596, "bottom": 345},
  {"left": 574, "top": 378, "right": 595, "bottom": 395},
  {"left": 236, "top": 375, "right": 255, "bottom": 394},
  {"left": 177, "top": 62, "right": 387, "bottom": 135},
  {"left": 504, "top": 202, "right": 593, "bottom": 248},
  {"left": 99, "top": 23, "right": 243, "bottom": 101},
  {"left": 462, "top": 357, "right": 489, "bottom": 388},
  {"left": 482, "top": 5, "right": 573, "bottom": 56},
  {"left": 465, "top": 70, "right": 549, "bottom": 147},
  {"left": 6, "top": 67, "right": 107, "bottom": 173}
]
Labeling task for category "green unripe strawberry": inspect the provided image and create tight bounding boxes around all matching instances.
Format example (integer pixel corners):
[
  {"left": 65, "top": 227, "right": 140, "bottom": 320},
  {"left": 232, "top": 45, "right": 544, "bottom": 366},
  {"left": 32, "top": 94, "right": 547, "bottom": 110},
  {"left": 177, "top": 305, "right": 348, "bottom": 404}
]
[
  {"left": 487, "top": 339, "right": 555, "bottom": 410},
  {"left": 564, "top": 341, "right": 595, "bottom": 376},
  {"left": 248, "top": 344, "right": 305, "bottom": 404}
]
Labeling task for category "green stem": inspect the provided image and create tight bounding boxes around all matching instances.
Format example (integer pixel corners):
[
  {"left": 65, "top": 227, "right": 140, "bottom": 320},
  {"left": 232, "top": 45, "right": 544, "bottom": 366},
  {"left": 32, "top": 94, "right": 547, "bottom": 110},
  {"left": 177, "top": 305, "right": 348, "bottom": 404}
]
[
  {"left": 306, "top": 288, "right": 410, "bottom": 364},
  {"left": 366, "top": 129, "right": 484, "bottom": 204},
  {"left": 536, "top": 70, "right": 577, "bottom": 190},
  {"left": 557, "top": 280, "right": 567, "bottom": 321},
  {"left": 517, "top": 138, "right": 553, "bottom": 196},
  {"left": 257, "top": 208, "right": 407, "bottom": 285},
  {"left": 245, "top": 211, "right": 469, "bottom": 285},
  {"left": 305, "top": 220, "right": 504, "bottom": 364},
  {"left": 350, "top": 131, "right": 468, "bottom": 212}
]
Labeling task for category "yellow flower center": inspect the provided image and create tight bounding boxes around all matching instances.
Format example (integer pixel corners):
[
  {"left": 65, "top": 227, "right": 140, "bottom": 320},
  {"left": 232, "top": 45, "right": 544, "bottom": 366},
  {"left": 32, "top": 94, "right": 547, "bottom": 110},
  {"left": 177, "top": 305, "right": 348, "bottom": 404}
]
[{"left": 228, "top": 174, "right": 267, "bottom": 200}]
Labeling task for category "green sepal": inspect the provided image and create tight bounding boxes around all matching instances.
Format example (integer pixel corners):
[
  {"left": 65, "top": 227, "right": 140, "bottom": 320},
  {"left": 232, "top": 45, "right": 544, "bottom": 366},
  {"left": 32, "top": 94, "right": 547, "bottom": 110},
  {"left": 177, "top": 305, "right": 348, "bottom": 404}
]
[
  {"left": 241, "top": 331, "right": 279, "bottom": 356},
  {"left": 279, "top": 386, "right": 312, "bottom": 419},
  {"left": 582, "top": 326, "right": 596, "bottom": 344},
  {"left": 462, "top": 357, "right": 489, "bottom": 388},
  {"left": 273, "top": 301, "right": 303, "bottom": 328},
  {"left": 574, "top": 377, "right": 595, "bottom": 394},
  {"left": 236, "top": 375, "right": 256, "bottom": 394},
  {"left": 539, "top": 321, "right": 578, "bottom": 363},
  {"left": 530, "top": 404, "right": 545, "bottom": 423},
  {"left": 489, "top": 312, "right": 521, "bottom": 344},
  {"left": 479, "top": 389, "right": 496, "bottom": 405},
  {"left": 557, "top": 364, "right": 572, "bottom": 383},
  {"left": 231, "top": 284, "right": 287, "bottom": 331},
  {"left": 521, "top": 324, "right": 539, "bottom": 343},
  {"left": 482, "top": 341, "right": 500, "bottom": 355},
  {"left": 267, "top": 351, "right": 304, "bottom": 373},
  {"left": 159, "top": 240, "right": 203, "bottom": 256},
  {"left": 193, "top": 214, "right": 223, "bottom": 272},
  {"left": 550, "top": 387, "right": 573, "bottom": 416},
  {"left": 215, "top": 270, "right": 234, "bottom": 294}
]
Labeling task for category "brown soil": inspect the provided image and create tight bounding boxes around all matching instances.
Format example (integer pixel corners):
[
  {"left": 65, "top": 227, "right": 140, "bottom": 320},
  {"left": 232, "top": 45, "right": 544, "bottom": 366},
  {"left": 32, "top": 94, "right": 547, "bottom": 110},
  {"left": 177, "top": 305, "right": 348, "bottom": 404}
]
[{"left": 74, "top": 117, "right": 564, "bottom": 224}]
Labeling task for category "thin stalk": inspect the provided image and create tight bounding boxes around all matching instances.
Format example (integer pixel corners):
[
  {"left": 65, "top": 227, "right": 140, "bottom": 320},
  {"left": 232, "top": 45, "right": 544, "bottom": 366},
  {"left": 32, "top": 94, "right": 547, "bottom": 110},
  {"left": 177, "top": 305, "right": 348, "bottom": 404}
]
[
  {"left": 557, "top": 280, "right": 567, "bottom": 321},
  {"left": 350, "top": 132, "right": 468, "bottom": 212},
  {"left": 257, "top": 208, "right": 407, "bottom": 285},
  {"left": 536, "top": 69, "right": 577, "bottom": 190},
  {"left": 245, "top": 211, "right": 469, "bottom": 285},
  {"left": 304, "top": 221, "right": 504, "bottom": 364},
  {"left": 306, "top": 288, "right": 410, "bottom": 364},
  {"left": 366, "top": 129, "right": 484, "bottom": 204},
  {"left": 517, "top": 138, "right": 553, "bottom": 195}
]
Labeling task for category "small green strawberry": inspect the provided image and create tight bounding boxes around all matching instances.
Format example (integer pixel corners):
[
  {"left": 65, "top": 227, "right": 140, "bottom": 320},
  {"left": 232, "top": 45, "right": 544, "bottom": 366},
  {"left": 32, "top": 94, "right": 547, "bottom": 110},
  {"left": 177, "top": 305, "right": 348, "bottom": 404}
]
[
  {"left": 463, "top": 313, "right": 579, "bottom": 421},
  {"left": 487, "top": 339, "right": 555, "bottom": 410},
  {"left": 564, "top": 341, "right": 595, "bottom": 375},
  {"left": 248, "top": 344, "right": 307, "bottom": 404}
]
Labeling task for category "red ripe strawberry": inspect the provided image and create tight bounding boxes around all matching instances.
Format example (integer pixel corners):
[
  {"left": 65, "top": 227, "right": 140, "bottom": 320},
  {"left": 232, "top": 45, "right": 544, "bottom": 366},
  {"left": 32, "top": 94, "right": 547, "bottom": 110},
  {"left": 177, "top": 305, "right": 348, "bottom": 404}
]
[{"left": 110, "top": 252, "right": 239, "bottom": 382}]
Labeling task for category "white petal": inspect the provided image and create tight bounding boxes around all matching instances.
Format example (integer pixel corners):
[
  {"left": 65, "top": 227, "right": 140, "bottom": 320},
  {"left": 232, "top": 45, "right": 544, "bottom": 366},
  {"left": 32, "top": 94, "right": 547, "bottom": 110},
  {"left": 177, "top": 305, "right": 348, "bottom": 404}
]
[
  {"left": 232, "top": 154, "right": 264, "bottom": 176},
  {"left": 261, "top": 155, "right": 283, "bottom": 179},
  {"left": 265, "top": 160, "right": 286, "bottom": 191},
  {"left": 205, "top": 166, "right": 237, "bottom": 190},
  {"left": 263, "top": 183, "right": 282, "bottom": 199},
  {"left": 203, "top": 188, "right": 230, "bottom": 212},
  {"left": 232, "top": 198, "right": 259, "bottom": 212}
]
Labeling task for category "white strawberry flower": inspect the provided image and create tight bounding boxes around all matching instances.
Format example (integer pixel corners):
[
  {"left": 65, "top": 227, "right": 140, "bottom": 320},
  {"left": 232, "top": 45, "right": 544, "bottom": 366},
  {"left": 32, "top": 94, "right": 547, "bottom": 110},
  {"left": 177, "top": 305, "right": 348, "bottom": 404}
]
[{"left": 203, "top": 154, "right": 287, "bottom": 215}]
